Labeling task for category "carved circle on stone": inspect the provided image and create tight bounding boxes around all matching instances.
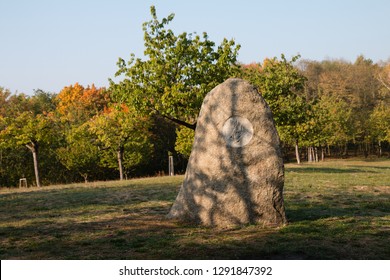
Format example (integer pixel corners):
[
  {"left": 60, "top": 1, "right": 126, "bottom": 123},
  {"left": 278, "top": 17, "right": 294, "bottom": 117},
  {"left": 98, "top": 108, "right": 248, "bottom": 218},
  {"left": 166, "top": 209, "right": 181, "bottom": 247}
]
[{"left": 222, "top": 116, "right": 254, "bottom": 147}]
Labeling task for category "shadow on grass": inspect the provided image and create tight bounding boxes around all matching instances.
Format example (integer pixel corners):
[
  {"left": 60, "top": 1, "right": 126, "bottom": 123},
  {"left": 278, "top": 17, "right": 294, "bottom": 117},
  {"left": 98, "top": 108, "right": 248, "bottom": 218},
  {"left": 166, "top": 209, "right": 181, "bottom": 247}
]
[
  {"left": 286, "top": 167, "right": 376, "bottom": 174},
  {"left": 286, "top": 199, "right": 389, "bottom": 224},
  {"left": 0, "top": 183, "right": 178, "bottom": 223},
  {"left": 347, "top": 165, "right": 390, "bottom": 171},
  {"left": 1, "top": 182, "right": 389, "bottom": 260}
]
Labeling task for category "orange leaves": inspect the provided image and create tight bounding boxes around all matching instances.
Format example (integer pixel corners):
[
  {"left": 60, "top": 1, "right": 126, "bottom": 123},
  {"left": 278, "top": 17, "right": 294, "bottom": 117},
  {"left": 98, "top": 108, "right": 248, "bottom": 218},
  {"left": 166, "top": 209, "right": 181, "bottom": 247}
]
[
  {"left": 241, "top": 62, "right": 262, "bottom": 71},
  {"left": 56, "top": 83, "right": 109, "bottom": 122},
  {"left": 56, "top": 83, "right": 84, "bottom": 115}
]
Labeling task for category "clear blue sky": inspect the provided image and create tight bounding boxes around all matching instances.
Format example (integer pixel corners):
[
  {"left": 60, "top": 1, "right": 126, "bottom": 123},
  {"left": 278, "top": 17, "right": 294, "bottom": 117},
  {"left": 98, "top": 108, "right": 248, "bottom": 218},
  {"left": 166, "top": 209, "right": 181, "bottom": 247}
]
[{"left": 1, "top": 0, "right": 389, "bottom": 95}]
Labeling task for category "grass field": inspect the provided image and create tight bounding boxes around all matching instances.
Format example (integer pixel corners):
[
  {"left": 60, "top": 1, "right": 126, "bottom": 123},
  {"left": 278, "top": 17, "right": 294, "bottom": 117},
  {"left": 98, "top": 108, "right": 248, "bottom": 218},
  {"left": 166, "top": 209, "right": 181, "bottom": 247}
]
[{"left": 0, "top": 159, "right": 389, "bottom": 259}]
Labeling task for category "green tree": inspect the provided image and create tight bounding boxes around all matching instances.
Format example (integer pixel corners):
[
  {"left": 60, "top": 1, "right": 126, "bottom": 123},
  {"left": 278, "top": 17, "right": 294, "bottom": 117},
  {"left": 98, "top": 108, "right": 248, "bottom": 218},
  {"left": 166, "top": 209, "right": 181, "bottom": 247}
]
[
  {"left": 1, "top": 89, "right": 62, "bottom": 186},
  {"left": 302, "top": 95, "right": 353, "bottom": 159},
  {"left": 111, "top": 6, "right": 240, "bottom": 130},
  {"left": 57, "top": 123, "right": 100, "bottom": 183},
  {"left": 0, "top": 112, "right": 55, "bottom": 187},
  {"left": 241, "top": 55, "right": 308, "bottom": 163},
  {"left": 29, "top": 89, "right": 57, "bottom": 115},
  {"left": 89, "top": 107, "right": 153, "bottom": 180},
  {"left": 0, "top": 89, "right": 30, "bottom": 118},
  {"left": 174, "top": 126, "right": 195, "bottom": 157},
  {"left": 369, "top": 103, "right": 390, "bottom": 156}
]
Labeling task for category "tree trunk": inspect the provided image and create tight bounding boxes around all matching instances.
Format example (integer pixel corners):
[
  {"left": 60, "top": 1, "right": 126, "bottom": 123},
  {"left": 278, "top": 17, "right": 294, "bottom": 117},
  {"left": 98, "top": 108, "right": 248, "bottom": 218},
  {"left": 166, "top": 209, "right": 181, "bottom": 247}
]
[
  {"left": 343, "top": 143, "right": 348, "bottom": 157},
  {"left": 378, "top": 140, "right": 382, "bottom": 157},
  {"left": 321, "top": 147, "right": 325, "bottom": 161},
  {"left": 80, "top": 173, "right": 88, "bottom": 184},
  {"left": 354, "top": 144, "right": 358, "bottom": 157},
  {"left": 364, "top": 142, "right": 369, "bottom": 158},
  {"left": 117, "top": 146, "right": 124, "bottom": 180},
  {"left": 26, "top": 142, "right": 41, "bottom": 187},
  {"left": 295, "top": 140, "right": 301, "bottom": 164},
  {"left": 308, "top": 146, "right": 315, "bottom": 162},
  {"left": 32, "top": 149, "right": 41, "bottom": 187}
]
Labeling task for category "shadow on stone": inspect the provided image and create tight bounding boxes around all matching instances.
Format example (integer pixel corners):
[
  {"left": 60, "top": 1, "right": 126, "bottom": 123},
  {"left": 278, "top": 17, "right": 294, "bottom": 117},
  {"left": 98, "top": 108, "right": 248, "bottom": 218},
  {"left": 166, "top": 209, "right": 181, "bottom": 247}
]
[{"left": 168, "top": 78, "right": 287, "bottom": 228}]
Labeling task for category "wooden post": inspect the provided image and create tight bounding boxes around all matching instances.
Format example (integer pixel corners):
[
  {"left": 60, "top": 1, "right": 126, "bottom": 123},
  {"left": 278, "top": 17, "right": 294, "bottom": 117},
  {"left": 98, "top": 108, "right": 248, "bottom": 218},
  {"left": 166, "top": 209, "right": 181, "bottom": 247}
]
[{"left": 168, "top": 156, "right": 174, "bottom": 176}]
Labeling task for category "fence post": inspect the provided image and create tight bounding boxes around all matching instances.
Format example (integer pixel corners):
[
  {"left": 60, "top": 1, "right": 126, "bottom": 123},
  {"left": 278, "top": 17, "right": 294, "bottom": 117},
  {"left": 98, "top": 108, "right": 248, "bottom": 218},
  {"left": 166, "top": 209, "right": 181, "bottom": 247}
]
[{"left": 168, "top": 156, "right": 174, "bottom": 176}]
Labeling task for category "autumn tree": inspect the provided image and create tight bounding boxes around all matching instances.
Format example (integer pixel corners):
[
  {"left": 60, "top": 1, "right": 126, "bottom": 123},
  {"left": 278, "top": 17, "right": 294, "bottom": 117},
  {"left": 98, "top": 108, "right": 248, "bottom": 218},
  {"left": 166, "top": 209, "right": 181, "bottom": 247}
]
[
  {"left": 299, "top": 56, "right": 387, "bottom": 157},
  {"left": 377, "top": 62, "right": 390, "bottom": 92},
  {"left": 110, "top": 6, "right": 240, "bottom": 130},
  {"left": 56, "top": 83, "right": 109, "bottom": 123},
  {"left": 0, "top": 87, "right": 12, "bottom": 117}
]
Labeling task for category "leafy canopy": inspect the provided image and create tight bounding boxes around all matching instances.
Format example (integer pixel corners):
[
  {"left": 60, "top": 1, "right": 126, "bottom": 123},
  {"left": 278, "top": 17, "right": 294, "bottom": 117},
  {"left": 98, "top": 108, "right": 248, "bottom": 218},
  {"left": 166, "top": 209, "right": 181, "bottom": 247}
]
[
  {"left": 56, "top": 83, "right": 109, "bottom": 123},
  {"left": 88, "top": 106, "right": 153, "bottom": 172},
  {"left": 240, "top": 55, "right": 308, "bottom": 144},
  {"left": 111, "top": 6, "right": 240, "bottom": 129}
]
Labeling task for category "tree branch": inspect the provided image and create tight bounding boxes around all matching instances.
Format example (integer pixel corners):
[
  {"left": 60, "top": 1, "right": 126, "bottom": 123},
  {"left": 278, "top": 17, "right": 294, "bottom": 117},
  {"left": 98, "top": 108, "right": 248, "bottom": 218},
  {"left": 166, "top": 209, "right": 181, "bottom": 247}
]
[
  {"left": 377, "top": 74, "right": 390, "bottom": 92},
  {"left": 161, "top": 114, "right": 197, "bottom": 130},
  {"left": 153, "top": 109, "right": 196, "bottom": 130},
  {"left": 25, "top": 141, "right": 37, "bottom": 152}
]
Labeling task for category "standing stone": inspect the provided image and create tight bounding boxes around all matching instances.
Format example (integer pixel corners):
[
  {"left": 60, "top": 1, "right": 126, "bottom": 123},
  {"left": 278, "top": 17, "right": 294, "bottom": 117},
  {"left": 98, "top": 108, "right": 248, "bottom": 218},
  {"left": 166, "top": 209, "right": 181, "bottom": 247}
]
[{"left": 168, "top": 78, "right": 287, "bottom": 228}]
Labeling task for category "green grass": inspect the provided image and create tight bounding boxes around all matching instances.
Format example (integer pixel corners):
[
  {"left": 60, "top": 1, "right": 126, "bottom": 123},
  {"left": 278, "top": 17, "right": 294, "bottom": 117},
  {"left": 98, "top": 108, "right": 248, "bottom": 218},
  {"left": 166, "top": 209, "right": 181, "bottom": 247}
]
[{"left": 0, "top": 159, "right": 389, "bottom": 259}]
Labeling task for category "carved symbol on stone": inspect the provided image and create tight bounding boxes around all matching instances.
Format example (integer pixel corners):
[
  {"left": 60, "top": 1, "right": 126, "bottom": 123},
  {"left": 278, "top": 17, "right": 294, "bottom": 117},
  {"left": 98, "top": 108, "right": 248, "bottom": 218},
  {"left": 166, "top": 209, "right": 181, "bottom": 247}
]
[{"left": 222, "top": 116, "right": 254, "bottom": 147}]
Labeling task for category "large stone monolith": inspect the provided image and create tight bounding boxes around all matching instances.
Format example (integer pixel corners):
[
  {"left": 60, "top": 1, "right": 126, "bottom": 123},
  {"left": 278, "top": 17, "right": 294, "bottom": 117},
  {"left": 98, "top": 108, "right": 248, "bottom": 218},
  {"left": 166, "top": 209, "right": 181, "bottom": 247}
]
[{"left": 168, "top": 78, "right": 287, "bottom": 228}]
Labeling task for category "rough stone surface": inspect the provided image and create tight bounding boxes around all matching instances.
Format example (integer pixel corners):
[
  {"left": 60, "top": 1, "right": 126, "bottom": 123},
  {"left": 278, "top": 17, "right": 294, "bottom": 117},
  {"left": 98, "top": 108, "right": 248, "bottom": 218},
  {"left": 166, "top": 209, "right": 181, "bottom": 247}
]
[{"left": 168, "top": 78, "right": 287, "bottom": 228}]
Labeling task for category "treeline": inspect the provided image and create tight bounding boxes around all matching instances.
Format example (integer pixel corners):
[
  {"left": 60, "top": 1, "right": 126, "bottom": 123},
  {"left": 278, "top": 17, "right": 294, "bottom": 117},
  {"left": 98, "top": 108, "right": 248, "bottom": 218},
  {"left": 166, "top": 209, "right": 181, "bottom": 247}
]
[
  {"left": 1, "top": 6, "right": 390, "bottom": 187},
  {"left": 0, "top": 84, "right": 188, "bottom": 187},
  {"left": 240, "top": 55, "right": 390, "bottom": 163}
]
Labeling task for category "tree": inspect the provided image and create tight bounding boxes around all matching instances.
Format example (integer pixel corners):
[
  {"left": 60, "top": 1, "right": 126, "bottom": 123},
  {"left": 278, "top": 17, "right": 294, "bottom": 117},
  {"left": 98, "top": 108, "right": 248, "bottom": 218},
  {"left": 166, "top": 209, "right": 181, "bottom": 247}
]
[
  {"left": 174, "top": 126, "right": 195, "bottom": 157},
  {"left": 29, "top": 89, "right": 57, "bottom": 115},
  {"left": 111, "top": 6, "right": 240, "bottom": 130},
  {"left": 377, "top": 62, "right": 390, "bottom": 92},
  {"left": 369, "top": 103, "right": 390, "bottom": 156},
  {"left": 241, "top": 55, "right": 308, "bottom": 163},
  {"left": 1, "top": 89, "right": 63, "bottom": 186},
  {"left": 310, "top": 57, "right": 382, "bottom": 157},
  {"left": 57, "top": 123, "right": 100, "bottom": 183},
  {"left": 0, "top": 89, "right": 30, "bottom": 118},
  {"left": 88, "top": 106, "right": 153, "bottom": 180},
  {"left": 0, "top": 87, "right": 12, "bottom": 117},
  {"left": 0, "top": 112, "right": 55, "bottom": 187},
  {"left": 56, "top": 83, "right": 109, "bottom": 123},
  {"left": 303, "top": 95, "right": 353, "bottom": 159}
]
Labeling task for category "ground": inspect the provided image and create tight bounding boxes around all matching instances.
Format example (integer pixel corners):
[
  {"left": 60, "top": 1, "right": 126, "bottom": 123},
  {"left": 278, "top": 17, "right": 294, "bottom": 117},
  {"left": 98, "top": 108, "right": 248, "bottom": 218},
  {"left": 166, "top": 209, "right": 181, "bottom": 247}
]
[{"left": 0, "top": 159, "right": 389, "bottom": 259}]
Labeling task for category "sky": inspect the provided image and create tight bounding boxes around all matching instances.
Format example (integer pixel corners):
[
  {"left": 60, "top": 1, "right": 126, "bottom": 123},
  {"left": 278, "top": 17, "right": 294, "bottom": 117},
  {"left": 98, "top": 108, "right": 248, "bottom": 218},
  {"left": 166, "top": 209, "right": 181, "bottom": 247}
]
[{"left": 1, "top": 0, "right": 390, "bottom": 95}]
